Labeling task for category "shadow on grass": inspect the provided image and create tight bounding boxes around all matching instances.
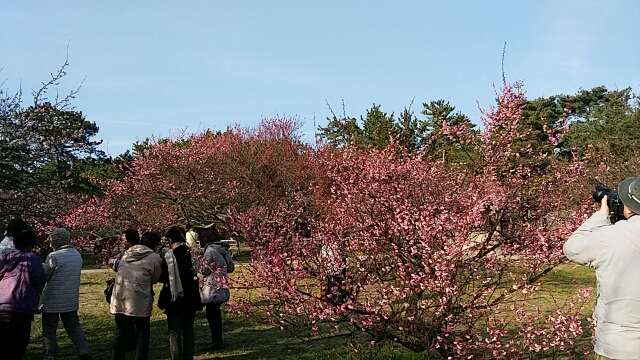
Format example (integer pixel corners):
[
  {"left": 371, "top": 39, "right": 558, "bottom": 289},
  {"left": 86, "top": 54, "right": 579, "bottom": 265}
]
[
  {"left": 540, "top": 263, "right": 595, "bottom": 292},
  {"left": 23, "top": 310, "right": 353, "bottom": 360},
  {"left": 22, "top": 263, "right": 596, "bottom": 360}
]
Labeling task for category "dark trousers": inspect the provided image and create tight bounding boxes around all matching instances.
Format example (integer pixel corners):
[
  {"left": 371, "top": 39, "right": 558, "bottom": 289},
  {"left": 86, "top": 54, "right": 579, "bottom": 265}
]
[
  {"left": 0, "top": 317, "right": 32, "bottom": 360},
  {"left": 112, "top": 314, "right": 150, "bottom": 360},
  {"left": 42, "top": 311, "right": 91, "bottom": 359},
  {"left": 205, "top": 303, "right": 223, "bottom": 348},
  {"left": 167, "top": 310, "right": 196, "bottom": 360},
  {"left": 325, "top": 272, "right": 348, "bottom": 305}
]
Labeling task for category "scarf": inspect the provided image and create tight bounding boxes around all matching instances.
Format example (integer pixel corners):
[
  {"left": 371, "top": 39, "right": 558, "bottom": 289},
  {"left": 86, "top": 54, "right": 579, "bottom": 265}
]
[{"left": 164, "top": 246, "right": 184, "bottom": 301}]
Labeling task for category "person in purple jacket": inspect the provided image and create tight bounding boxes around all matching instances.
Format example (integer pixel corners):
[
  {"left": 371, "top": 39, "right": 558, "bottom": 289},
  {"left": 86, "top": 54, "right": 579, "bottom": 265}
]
[{"left": 0, "top": 228, "right": 47, "bottom": 360}]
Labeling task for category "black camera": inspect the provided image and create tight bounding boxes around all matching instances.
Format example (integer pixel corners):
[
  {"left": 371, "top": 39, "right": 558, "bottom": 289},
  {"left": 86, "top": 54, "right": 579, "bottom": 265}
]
[{"left": 593, "top": 185, "right": 626, "bottom": 224}]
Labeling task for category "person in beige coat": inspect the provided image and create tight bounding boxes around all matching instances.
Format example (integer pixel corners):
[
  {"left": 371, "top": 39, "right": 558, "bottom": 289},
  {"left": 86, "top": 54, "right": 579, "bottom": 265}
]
[{"left": 109, "top": 230, "right": 163, "bottom": 360}]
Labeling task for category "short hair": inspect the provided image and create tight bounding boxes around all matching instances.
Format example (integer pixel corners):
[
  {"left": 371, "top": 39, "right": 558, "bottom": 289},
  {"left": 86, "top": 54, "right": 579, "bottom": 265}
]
[
  {"left": 122, "top": 229, "right": 140, "bottom": 245},
  {"left": 165, "top": 226, "right": 185, "bottom": 245},
  {"left": 6, "top": 218, "right": 28, "bottom": 237},
  {"left": 13, "top": 229, "right": 37, "bottom": 251},
  {"left": 200, "top": 230, "right": 215, "bottom": 246},
  {"left": 200, "top": 229, "right": 223, "bottom": 246},
  {"left": 140, "top": 231, "right": 161, "bottom": 250}
]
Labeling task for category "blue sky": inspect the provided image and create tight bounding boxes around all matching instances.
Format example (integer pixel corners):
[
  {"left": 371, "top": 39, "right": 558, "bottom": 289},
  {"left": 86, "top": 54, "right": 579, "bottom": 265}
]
[{"left": 1, "top": 1, "right": 639, "bottom": 156}]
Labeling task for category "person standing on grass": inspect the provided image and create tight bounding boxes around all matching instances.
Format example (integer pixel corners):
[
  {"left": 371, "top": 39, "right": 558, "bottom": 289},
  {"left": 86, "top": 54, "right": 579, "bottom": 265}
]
[
  {"left": 159, "top": 226, "right": 202, "bottom": 360},
  {"left": 321, "top": 240, "right": 348, "bottom": 305},
  {"left": 107, "top": 229, "right": 141, "bottom": 354},
  {"left": 185, "top": 224, "right": 199, "bottom": 250},
  {"left": 199, "top": 229, "right": 235, "bottom": 351},
  {"left": 0, "top": 218, "right": 28, "bottom": 261},
  {"left": 39, "top": 228, "right": 93, "bottom": 360},
  {"left": 109, "top": 229, "right": 163, "bottom": 360},
  {"left": 564, "top": 176, "right": 640, "bottom": 360},
  {"left": 0, "top": 229, "right": 47, "bottom": 360}
]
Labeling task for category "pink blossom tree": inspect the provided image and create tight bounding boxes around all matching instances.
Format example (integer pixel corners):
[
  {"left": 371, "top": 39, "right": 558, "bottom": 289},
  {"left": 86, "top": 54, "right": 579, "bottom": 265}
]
[
  {"left": 63, "top": 116, "right": 318, "bottom": 258},
  {"left": 230, "top": 82, "right": 594, "bottom": 358}
]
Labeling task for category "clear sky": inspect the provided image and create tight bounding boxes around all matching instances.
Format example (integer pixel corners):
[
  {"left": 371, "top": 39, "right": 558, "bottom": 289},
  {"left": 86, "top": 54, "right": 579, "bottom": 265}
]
[{"left": 1, "top": 1, "right": 639, "bottom": 157}]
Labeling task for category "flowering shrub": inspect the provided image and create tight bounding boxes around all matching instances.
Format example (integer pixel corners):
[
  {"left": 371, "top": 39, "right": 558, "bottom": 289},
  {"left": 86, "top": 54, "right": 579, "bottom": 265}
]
[
  {"left": 230, "top": 83, "right": 594, "bottom": 358},
  {"left": 63, "top": 116, "right": 317, "bottom": 259}
]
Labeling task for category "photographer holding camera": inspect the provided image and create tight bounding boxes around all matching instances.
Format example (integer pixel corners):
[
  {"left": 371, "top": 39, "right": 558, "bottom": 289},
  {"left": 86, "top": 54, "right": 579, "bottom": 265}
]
[{"left": 564, "top": 176, "right": 640, "bottom": 360}]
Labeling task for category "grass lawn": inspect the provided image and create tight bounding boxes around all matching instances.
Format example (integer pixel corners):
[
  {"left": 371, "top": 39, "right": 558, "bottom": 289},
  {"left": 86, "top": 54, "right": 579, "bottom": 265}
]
[{"left": 21, "top": 263, "right": 596, "bottom": 360}]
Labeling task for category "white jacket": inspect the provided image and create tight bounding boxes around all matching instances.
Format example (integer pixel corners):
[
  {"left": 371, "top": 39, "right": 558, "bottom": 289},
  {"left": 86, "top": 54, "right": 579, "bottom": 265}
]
[
  {"left": 39, "top": 245, "right": 83, "bottom": 313},
  {"left": 564, "top": 211, "right": 640, "bottom": 359},
  {"left": 110, "top": 245, "right": 163, "bottom": 317}
]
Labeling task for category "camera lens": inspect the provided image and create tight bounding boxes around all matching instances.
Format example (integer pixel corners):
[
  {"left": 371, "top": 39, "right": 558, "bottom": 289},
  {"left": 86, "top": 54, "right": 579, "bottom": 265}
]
[{"left": 593, "top": 185, "right": 610, "bottom": 203}]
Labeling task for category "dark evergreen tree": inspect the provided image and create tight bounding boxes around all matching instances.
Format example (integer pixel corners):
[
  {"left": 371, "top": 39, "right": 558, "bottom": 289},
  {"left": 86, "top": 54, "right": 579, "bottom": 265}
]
[
  {"left": 419, "top": 100, "right": 477, "bottom": 163},
  {"left": 0, "top": 62, "right": 106, "bottom": 222}
]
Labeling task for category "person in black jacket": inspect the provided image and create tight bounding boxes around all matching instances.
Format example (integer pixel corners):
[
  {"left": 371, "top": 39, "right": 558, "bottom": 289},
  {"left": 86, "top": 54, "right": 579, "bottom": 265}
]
[{"left": 159, "top": 226, "right": 202, "bottom": 360}]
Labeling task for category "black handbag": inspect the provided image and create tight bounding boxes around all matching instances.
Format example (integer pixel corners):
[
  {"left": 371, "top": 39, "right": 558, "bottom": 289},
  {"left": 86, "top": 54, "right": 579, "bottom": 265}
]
[
  {"left": 157, "top": 282, "right": 171, "bottom": 310},
  {"left": 104, "top": 278, "right": 115, "bottom": 303}
]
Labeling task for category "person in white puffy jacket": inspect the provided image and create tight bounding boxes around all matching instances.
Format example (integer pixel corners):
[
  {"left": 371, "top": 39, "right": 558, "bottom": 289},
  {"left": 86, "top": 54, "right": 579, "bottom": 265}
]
[{"left": 39, "top": 228, "right": 92, "bottom": 360}]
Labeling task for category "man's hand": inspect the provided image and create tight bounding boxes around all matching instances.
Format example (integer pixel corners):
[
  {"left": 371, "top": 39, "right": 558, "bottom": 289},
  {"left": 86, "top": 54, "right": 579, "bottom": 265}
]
[{"left": 600, "top": 195, "right": 610, "bottom": 214}]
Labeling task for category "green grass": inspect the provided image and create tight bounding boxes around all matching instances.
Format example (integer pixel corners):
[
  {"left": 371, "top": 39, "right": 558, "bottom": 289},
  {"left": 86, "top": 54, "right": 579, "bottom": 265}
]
[
  {"left": 233, "top": 246, "right": 252, "bottom": 264},
  {"left": 23, "top": 270, "right": 361, "bottom": 360},
  {"left": 22, "top": 264, "right": 597, "bottom": 360}
]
